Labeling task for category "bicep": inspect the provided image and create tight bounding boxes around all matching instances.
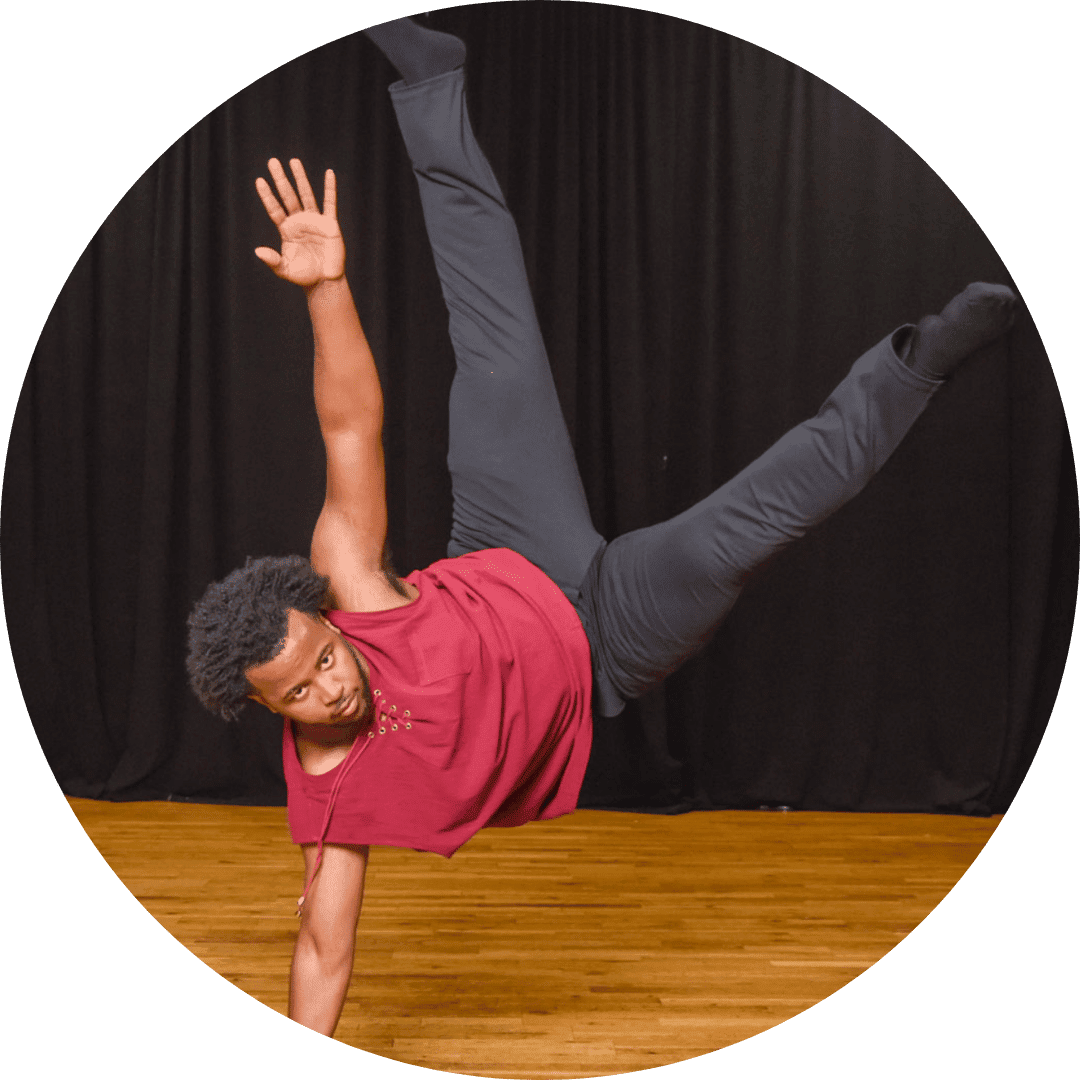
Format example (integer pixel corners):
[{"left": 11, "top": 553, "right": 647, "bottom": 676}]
[
  {"left": 299, "top": 843, "right": 369, "bottom": 948},
  {"left": 320, "top": 427, "right": 388, "bottom": 554},
  {"left": 311, "top": 424, "right": 389, "bottom": 605},
  {"left": 311, "top": 506, "right": 403, "bottom": 611}
]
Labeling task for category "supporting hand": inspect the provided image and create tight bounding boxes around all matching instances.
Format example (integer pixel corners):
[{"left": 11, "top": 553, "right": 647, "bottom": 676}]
[{"left": 255, "top": 158, "right": 345, "bottom": 288}]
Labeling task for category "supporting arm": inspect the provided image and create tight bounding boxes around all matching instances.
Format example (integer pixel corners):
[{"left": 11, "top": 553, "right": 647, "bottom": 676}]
[{"left": 288, "top": 843, "right": 369, "bottom": 1036}]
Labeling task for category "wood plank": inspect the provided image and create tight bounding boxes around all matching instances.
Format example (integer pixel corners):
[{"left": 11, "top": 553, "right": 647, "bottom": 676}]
[{"left": 69, "top": 798, "right": 997, "bottom": 1077}]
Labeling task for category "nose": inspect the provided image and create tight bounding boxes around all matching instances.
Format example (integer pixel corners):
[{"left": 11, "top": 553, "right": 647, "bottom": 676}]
[{"left": 317, "top": 673, "right": 345, "bottom": 708}]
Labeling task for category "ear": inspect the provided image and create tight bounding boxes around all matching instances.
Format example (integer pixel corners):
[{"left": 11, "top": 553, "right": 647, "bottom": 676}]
[{"left": 318, "top": 613, "right": 343, "bottom": 636}]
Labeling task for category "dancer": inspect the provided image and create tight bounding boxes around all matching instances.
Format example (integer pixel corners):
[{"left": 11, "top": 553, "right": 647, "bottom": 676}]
[{"left": 186, "top": 18, "right": 1016, "bottom": 1036}]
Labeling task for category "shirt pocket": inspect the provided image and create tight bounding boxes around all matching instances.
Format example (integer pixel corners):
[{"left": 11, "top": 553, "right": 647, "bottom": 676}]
[{"left": 413, "top": 596, "right": 480, "bottom": 685}]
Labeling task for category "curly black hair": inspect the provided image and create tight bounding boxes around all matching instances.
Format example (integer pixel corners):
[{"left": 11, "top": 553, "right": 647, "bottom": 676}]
[{"left": 186, "top": 554, "right": 330, "bottom": 721}]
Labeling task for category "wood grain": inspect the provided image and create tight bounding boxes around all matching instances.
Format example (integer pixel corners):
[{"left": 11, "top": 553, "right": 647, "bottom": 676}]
[{"left": 69, "top": 798, "right": 997, "bottom": 1077}]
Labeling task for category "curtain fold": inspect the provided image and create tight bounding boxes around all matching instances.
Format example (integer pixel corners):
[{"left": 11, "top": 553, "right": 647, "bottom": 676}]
[{"left": 2, "top": 3, "right": 1073, "bottom": 813}]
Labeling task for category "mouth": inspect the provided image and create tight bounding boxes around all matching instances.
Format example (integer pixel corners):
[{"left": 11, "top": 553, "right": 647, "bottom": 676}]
[{"left": 332, "top": 691, "right": 359, "bottom": 721}]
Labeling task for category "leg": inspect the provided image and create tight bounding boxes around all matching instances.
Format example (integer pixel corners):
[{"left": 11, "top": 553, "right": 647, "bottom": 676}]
[
  {"left": 371, "top": 26, "right": 603, "bottom": 599},
  {"left": 906, "top": 282, "right": 1016, "bottom": 378},
  {"left": 582, "top": 328, "right": 945, "bottom": 713},
  {"left": 583, "top": 280, "right": 1017, "bottom": 715}
]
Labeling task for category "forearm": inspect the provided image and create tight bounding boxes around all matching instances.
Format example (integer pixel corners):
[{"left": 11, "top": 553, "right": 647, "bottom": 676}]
[
  {"left": 306, "top": 276, "right": 383, "bottom": 439},
  {"left": 288, "top": 929, "right": 355, "bottom": 1036}
]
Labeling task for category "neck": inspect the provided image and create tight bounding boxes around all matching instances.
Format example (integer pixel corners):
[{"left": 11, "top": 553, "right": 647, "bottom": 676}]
[{"left": 292, "top": 715, "right": 366, "bottom": 746}]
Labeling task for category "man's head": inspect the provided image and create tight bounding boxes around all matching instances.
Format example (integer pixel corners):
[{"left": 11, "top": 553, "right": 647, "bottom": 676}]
[
  {"left": 245, "top": 607, "right": 370, "bottom": 725},
  {"left": 186, "top": 554, "right": 355, "bottom": 722}
]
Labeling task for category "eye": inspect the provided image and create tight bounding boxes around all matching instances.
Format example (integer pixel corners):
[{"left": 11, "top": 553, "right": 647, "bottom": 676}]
[{"left": 320, "top": 650, "right": 333, "bottom": 668}]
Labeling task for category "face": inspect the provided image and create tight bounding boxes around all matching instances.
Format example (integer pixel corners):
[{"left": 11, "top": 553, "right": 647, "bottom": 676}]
[{"left": 246, "top": 608, "right": 371, "bottom": 726}]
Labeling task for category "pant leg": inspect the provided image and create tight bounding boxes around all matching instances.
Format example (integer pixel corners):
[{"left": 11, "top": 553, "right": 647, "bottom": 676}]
[
  {"left": 580, "top": 329, "right": 944, "bottom": 715},
  {"left": 389, "top": 69, "right": 603, "bottom": 601}
]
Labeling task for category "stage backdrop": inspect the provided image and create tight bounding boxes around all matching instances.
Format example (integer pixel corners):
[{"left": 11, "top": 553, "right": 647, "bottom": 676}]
[{"left": 3, "top": 3, "right": 1075, "bottom": 815}]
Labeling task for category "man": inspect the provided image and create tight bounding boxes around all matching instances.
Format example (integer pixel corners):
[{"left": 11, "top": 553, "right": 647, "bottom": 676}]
[{"left": 186, "top": 18, "right": 1016, "bottom": 1035}]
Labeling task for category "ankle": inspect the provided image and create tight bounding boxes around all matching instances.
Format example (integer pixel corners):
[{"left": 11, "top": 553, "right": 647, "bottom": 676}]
[{"left": 903, "top": 283, "right": 1016, "bottom": 380}]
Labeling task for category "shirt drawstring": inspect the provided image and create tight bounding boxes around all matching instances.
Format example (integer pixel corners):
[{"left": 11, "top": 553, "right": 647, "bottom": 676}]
[
  {"left": 295, "top": 690, "right": 413, "bottom": 917},
  {"left": 295, "top": 730, "right": 370, "bottom": 917}
]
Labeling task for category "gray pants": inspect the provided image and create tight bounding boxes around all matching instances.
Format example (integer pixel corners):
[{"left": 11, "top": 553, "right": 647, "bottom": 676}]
[{"left": 389, "top": 68, "right": 942, "bottom": 717}]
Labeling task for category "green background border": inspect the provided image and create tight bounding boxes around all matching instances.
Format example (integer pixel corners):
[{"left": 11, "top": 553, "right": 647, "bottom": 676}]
[{"left": 2, "top": 2, "right": 1071, "bottom": 1071}]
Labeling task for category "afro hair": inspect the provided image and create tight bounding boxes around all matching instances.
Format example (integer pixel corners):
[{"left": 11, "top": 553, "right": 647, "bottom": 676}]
[{"left": 186, "top": 554, "right": 330, "bottom": 721}]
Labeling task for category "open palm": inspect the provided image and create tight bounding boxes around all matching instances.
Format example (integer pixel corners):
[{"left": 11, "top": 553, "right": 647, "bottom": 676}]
[{"left": 255, "top": 158, "right": 345, "bottom": 287}]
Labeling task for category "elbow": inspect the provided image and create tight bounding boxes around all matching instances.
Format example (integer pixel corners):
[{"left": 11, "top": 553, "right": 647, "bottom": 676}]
[
  {"left": 319, "top": 405, "right": 383, "bottom": 440},
  {"left": 320, "top": 423, "right": 386, "bottom": 474},
  {"left": 296, "top": 923, "right": 356, "bottom": 974}
]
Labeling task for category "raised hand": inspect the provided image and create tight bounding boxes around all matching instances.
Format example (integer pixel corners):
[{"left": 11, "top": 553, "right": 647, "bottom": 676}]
[{"left": 255, "top": 158, "right": 345, "bottom": 287}]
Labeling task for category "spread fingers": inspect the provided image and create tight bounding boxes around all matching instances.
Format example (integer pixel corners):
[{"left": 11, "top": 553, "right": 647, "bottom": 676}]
[
  {"left": 267, "top": 157, "right": 302, "bottom": 215},
  {"left": 289, "top": 158, "right": 319, "bottom": 213},
  {"left": 254, "top": 175, "right": 287, "bottom": 226},
  {"left": 322, "top": 169, "right": 337, "bottom": 220}
]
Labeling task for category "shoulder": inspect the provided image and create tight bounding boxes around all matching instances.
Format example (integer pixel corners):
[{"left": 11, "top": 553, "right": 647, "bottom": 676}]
[
  {"left": 326, "top": 573, "right": 419, "bottom": 613},
  {"left": 314, "top": 514, "right": 419, "bottom": 612}
]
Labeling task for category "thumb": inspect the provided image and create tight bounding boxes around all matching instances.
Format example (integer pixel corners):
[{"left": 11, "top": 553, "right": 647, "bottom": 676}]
[{"left": 254, "top": 246, "right": 282, "bottom": 271}]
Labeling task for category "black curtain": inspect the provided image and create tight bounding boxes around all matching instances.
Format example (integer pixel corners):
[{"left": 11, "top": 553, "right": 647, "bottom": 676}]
[{"left": 3, "top": 3, "right": 1074, "bottom": 814}]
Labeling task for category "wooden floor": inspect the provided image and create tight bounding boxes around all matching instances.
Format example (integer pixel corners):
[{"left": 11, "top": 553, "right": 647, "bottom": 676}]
[{"left": 70, "top": 798, "right": 997, "bottom": 1077}]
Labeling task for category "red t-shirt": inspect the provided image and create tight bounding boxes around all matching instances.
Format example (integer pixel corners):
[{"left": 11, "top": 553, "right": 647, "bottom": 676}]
[{"left": 282, "top": 548, "right": 594, "bottom": 857}]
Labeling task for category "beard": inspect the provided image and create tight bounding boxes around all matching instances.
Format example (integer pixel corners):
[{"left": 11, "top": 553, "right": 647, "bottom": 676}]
[{"left": 343, "top": 637, "right": 375, "bottom": 723}]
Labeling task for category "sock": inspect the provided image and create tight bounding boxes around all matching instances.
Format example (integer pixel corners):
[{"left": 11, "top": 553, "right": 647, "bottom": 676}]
[
  {"left": 363, "top": 17, "right": 466, "bottom": 85},
  {"left": 904, "top": 282, "right": 1017, "bottom": 379}
]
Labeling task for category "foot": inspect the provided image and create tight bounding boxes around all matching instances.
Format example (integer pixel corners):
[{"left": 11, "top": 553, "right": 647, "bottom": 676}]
[
  {"left": 363, "top": 16, "right": 466, "bottom": 86},
  {"left": 904, "top": 282, "right": 1017, "bottom": 379}
]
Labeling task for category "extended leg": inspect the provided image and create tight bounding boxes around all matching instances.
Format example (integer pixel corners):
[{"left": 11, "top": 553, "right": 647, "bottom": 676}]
[
  {"left": 370, "top": 25, "right": 603, "bottom": 599},
  {"left": 581, "top": 287, "right": 1014, "bottom": 714}
]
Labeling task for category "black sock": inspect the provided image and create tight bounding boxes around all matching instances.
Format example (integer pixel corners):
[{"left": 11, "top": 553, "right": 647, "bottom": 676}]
[
  {"left": 904, "top": 282, "right": 1017, "bottom": 379},
  {"left": 363, "top": 16, "right": 466, "bottom": 85}
]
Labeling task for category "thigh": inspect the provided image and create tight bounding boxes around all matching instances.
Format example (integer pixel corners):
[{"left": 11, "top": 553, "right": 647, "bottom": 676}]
[
  {"left": 446, "top": 364, "right": 602, "bottom": 597},
  {"left": 391, "top": 69, "right": 602, "bottom": 595},
  {"left": 586, "top": 510, "right": 743, "bottom": 706}
]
